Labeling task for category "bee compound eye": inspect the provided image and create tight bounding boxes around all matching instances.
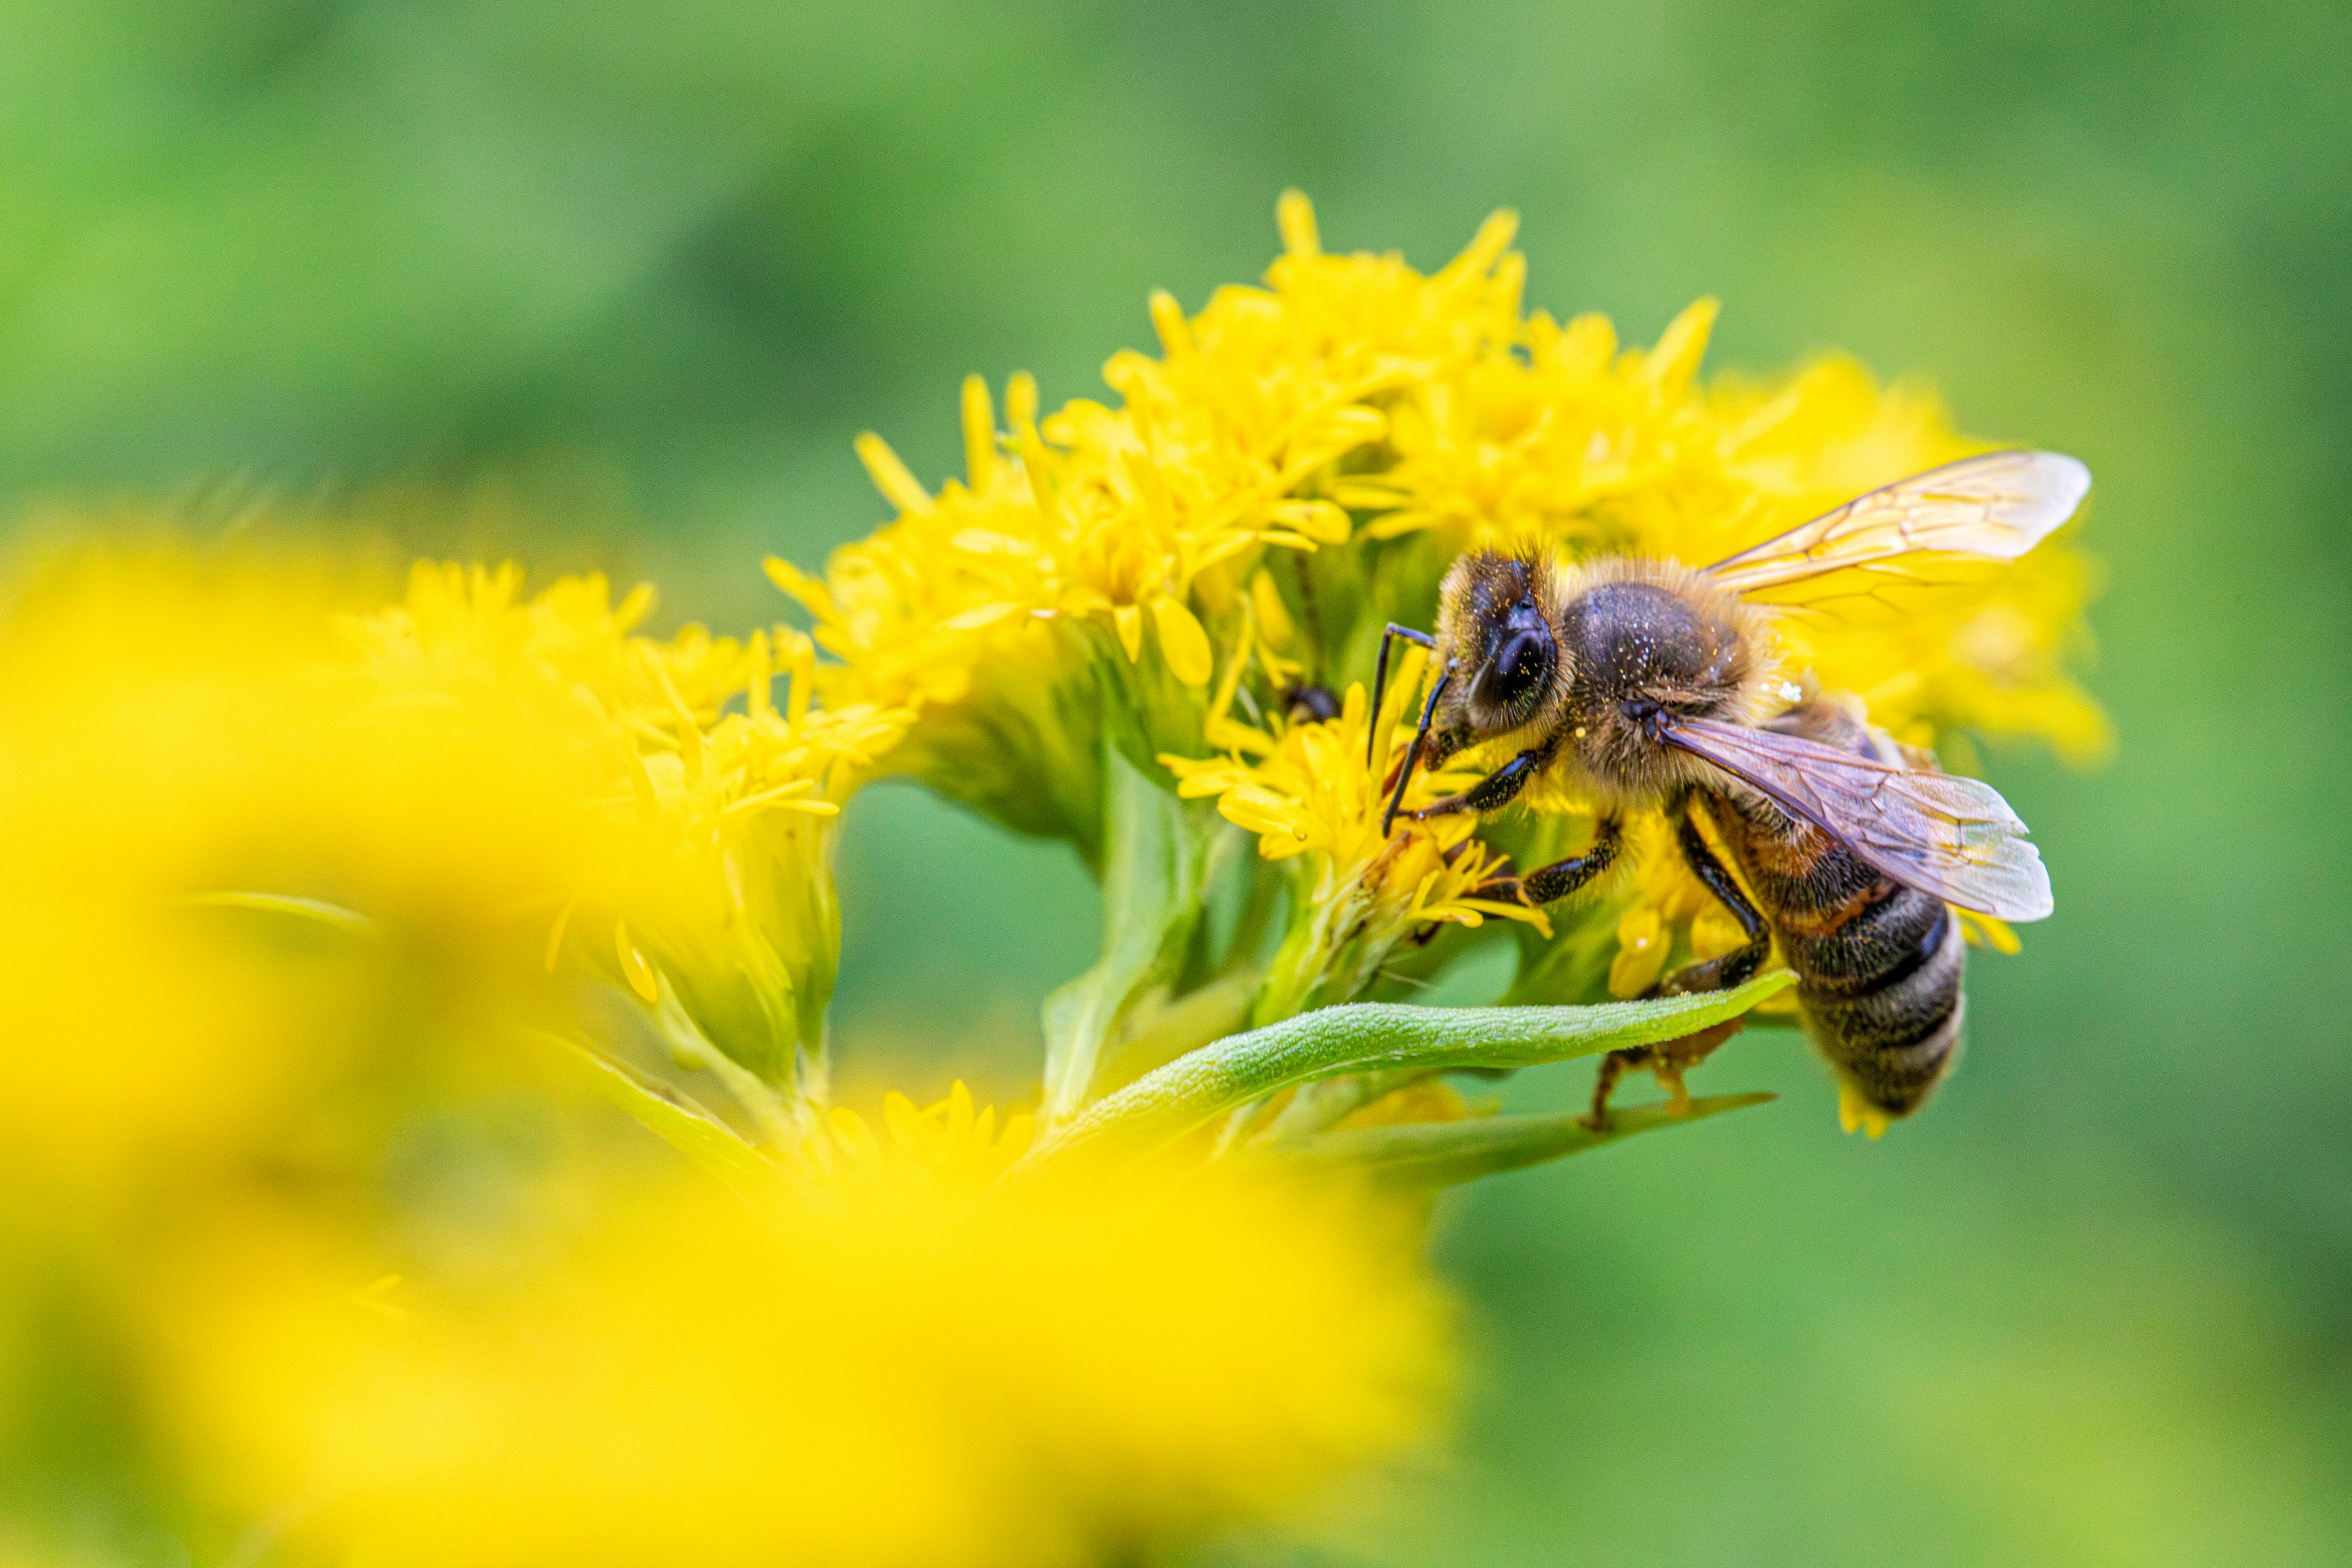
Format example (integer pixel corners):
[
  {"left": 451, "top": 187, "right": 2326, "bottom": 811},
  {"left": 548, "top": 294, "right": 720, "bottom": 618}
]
[
  {"left": 1482, "top": 626, "right": 1555, "bottom": 714},
  {"left": 1496, "top": 629, "right": 1545, "bottom": 679}
]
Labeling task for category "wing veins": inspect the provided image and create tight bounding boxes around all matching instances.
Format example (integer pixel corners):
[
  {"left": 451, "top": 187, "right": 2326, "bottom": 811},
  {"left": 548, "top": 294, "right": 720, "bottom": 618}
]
[
  {"left": 1661, "top": 718, "right": 2053, "bottom": 921},
  {"left": 1702, "top": 450, "right": 2091, "bottom": 600}
]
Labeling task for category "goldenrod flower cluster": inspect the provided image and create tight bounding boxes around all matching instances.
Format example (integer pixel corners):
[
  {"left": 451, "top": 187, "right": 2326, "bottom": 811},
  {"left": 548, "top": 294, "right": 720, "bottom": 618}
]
[
  {"left": 0, "top": 195, "right": 2101, "bottom": 1568},
  {"left": 783, "top": 191, "right": 2102, "bottom": 1009}
]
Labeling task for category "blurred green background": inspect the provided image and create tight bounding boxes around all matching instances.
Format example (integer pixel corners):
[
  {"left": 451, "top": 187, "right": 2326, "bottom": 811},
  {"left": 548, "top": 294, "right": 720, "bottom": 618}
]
[{"left": 8, "top": 1, "right": 2349, "bottom": 1562}]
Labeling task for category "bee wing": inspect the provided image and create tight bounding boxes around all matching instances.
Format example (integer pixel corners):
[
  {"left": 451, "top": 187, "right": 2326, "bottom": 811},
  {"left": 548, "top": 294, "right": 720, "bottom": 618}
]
[
  {"left": 1702, "top": 451, "right": 2091, "bottom": 599},
  {"left": 1661, "top": 717, "right": 2054, "bottom": 921}
]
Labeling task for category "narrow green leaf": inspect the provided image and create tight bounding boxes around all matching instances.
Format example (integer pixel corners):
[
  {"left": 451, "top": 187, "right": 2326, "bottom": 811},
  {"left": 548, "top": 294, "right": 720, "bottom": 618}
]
[
  {"left": 531, "top": 1031, "right": 786, "bottom": 1206},
  {"left": 1268, "top": 1093, "right": 1776, "bottom": 1189},
  {"left": 174, "top": 890, "right": 377, "bottom": 937},
  {"left": 1027, "top": 969, "right": 1795, "bottom": 1164}
]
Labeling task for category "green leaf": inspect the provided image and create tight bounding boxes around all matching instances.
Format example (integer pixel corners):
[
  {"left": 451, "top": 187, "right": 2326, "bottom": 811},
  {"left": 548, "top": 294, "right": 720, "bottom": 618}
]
[
  {"left": 1027, "top": 968, "right": 1795, "bottom": 1164},
  {"left": 531, "top": 1031, "right": 786, "bottom": 1207},
  {"left": 1266, "top": 1093, "right": 1776, "bottom": 1189},
  {"left": 1040, "top": 738, "right": 1215, "bottom": 1120}
]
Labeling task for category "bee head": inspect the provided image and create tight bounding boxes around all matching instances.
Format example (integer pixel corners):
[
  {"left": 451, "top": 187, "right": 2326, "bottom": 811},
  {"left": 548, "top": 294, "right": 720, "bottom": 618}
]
[{"left": 1435, "top": 552, "right": 1565, "bottom": 741}]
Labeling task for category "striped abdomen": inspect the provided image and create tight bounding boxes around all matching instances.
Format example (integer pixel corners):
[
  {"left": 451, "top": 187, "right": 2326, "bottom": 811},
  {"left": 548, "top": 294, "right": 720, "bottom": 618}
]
[{"left": 1697, "top": 708, "right": 1967, "bottom": 1119}]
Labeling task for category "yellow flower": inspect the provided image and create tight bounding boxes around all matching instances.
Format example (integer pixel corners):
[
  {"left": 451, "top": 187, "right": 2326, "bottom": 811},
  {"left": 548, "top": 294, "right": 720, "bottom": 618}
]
[
  {"left": 160, "top": 1159, "right": 1454, "bottom": 1568},
  {"left": 1163, "top": 642, "right": 1548, "bottom": 1022},
  {"left": 824, "top": 1080, "right": 1039, "bottom": 1184},
  {"left": 773, "top": 195, "right": 1520, "bottom": 724}
]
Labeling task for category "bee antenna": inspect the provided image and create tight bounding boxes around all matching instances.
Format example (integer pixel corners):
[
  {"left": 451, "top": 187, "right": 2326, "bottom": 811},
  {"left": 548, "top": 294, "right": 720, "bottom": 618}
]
[
  {"left": 1369, "top": 623, "right": 1439, "bottom": 768},
  {"left": 1381, "top": 671, "right": 1450, "bottom": 838}
]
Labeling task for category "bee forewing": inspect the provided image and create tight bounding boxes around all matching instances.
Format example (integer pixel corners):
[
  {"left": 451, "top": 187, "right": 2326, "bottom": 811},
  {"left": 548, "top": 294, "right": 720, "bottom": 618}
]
[
  {"left": 1702, "top": 450, "right": 2091, "bottom": 598},
  {"left": 1661, "top": 717, "right": 2055, "bottom": 921}
]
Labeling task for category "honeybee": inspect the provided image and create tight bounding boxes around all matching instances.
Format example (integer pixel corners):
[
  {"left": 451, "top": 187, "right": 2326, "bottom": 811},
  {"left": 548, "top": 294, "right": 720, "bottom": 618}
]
[{"left": 1371, "top": 451, "right": 2090, "bottom": 1131}]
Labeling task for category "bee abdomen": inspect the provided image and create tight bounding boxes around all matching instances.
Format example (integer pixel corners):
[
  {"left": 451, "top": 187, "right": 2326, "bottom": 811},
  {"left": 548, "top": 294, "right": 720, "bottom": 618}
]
[{"left": 1787, "top": 893, "right": 1966, "bottom": 1118}]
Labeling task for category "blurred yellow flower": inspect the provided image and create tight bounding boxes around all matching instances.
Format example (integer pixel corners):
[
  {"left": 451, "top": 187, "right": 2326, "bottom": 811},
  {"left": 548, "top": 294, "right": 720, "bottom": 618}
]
[
  {"left": 345, "top": 560, "right": 912, "bottom": 1087},
  {"left": 162, "top": 1161, "right": 1453, "bottom": 1568},
  {"left": 0, "top": 545, "right": 628, "bottom": 1196}
]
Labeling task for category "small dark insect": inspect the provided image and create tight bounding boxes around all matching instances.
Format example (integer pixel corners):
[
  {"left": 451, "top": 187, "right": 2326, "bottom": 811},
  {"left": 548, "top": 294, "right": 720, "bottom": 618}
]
[
  {"left": 1280, "top": 682, "right": 1342, "bottom": 724},
  {"left": 1369, "top": 452, "right": 2089, "bottom": 1131}
]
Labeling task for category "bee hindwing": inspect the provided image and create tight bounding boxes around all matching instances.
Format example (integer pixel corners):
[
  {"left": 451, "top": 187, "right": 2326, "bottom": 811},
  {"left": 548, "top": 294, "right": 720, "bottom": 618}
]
[{"left": 1660, "top": 717, "right": 2054, "bottom": 921}]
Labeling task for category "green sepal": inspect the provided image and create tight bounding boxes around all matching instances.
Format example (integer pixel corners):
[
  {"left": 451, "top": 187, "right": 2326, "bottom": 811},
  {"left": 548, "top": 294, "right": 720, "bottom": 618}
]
[
  {"left": 533, "top": 1031, "right": 787, "bottom": 1207},
  {"left": 174, "top": 890, "right": 378, "bottom": 937},
  {"left": 1028, "top": 968, "right": 1794, "bottom": 1163},
  {"left": 1265, "top": 1093, "right": 1775, "bottom": 1189}
]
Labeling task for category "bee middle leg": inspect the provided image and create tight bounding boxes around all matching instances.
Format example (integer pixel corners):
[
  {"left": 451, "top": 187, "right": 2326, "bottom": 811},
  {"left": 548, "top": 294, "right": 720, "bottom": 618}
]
[
  {"left": 1655, "top": 810, "right": 1770, "bottom": 995},
  {"left": 1587, "top": 812, "right": 1770, "bottom": 1130}
]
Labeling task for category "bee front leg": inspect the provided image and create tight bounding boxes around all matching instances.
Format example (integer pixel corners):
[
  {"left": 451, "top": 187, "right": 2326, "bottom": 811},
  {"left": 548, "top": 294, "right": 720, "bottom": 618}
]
[{"left": 1408, "top": 741, "right": 1552, "bottom": 820}]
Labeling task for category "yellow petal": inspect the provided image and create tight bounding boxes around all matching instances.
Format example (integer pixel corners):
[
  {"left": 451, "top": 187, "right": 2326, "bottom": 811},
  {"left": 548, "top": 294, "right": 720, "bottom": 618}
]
[
  {"left": 543, "top": 896, "right": 577, "bottom": 974},
  {"left": 1276, "top": 189, "right": 1319, "bottom": 257},
  {"left": 1113, "top": 603, "right": 1144, "bottom": 663},
  {"left": 613, "top": 582, "right": 658, "bottom": 633},
  {"left": 1640, "top": 297, "right": 1719, "bottom": 396},
  {"left": 1606, "top": 905, "right": 1667, "bottom": 998},
  {"left": 1436, "top": 207, "right": 1519, "bottom": 285},
  {"left": 1149, "top": 289, "right": 1193, "bottom": 358},
  {"left": 1956, "top": 907, "right": 2022, "bottom": 955},
  {"left": 1152, "top": 595, "right": 1214, "bottom": 686},
  {"left": 854, "top": 432, "right": 934, "bottom": 516},
  {"left": 1836, "top": 1084, "right": 1891, "bottom": 1140},
  {"left": 941, "top": 602, "right": 1022, "bottom": 633},
  {"left": 1249, "top": 569, "right": 1295, "bottom": 650},
  {"left": 960, "top": 374, "right": 999, "bottom": 489},
  {"left": 828, "top": 1107, "right": 882, "bottom": 1160},
  {"left": 762, "top": 556, "right": 838, "bottom": 620},
  {"left": 1005, "top": 370, "right": 1039, "bottom": 437},
  {"left": 614, "top": 918, "right": 659, "bottom": 1004},
  {"left": 997, "top": 1110, "right": 1036, "bottom": 1161},
  {"left": 1269, "top": 500, "right": 1351, "bottom": 545}
]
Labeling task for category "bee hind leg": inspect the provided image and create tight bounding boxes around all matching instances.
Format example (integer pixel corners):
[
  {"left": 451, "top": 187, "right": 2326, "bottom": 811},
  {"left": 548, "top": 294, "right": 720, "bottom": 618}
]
[
  {"left": 1583, "top": 1016, "right": 1746, "bottom": 1130},
  {"left": 1582, "top": 1046, "right": 1643, "bottom": 1131}
]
